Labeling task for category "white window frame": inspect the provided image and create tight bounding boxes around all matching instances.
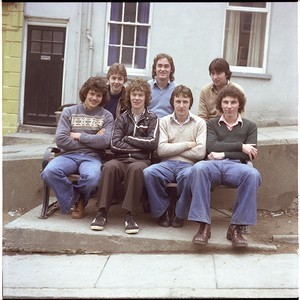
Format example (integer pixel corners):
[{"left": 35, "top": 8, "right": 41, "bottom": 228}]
[
  {"left": 223, "top": 2, "right": 271, "bottom": 74},
  {"left": 103, "top": 2, "right": 153, "bottom": 77}
]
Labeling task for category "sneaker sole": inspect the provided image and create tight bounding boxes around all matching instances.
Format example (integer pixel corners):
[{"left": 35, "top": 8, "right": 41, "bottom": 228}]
[
  {"left": 90, "top": 225, "right": 104, "bottom": 231},
  {"left": 125, "top": 228, "right": 139, "bottom": 234}
]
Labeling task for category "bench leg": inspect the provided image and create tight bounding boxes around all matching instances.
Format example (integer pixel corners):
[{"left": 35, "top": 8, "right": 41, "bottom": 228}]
[
  {"left": 39, "top": 182, "right": 59, "bottom": 219},
  {"left": 39, "top": 182, "right": 50, "bottom": 219}
]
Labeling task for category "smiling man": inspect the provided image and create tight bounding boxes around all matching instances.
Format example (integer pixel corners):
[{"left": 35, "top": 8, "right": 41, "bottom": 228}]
[
  {"left": 41, "top": 77, "right": 114, "bottom": 219},
  {"left": 143, "top": 85, "right": 207, "bottom": 228},
  {"left": 148, "top": 53, "right": 177, "bottom": 118},
  {"left": 188, "top": 85, "right": 262, "bottom": 248},
  {"left": 90, "top": 78, "right": 159, "bottom": 234}
]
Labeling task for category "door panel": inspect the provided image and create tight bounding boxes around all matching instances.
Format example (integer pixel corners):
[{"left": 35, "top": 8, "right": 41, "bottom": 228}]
[{"left": 24, "top": 25, "right": 66, "bottom": 126}]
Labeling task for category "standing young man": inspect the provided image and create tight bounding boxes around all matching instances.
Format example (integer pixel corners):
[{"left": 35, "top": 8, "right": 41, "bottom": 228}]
[
  {"left": 41, "top": 77, "right": 114, "bottom": 219},
  {"left": 143, "top": 85, "right": 207, "bottom": 228},
  {"left": 198, "top": 58, "right": 246, "bottom": 120},
  {"left": 148, "top": 53, "right": 177, "bottom": 118},
  {"left": 188, "top": 85, "right": 262, "bottom": 247},
  {"left": 90, "top": 78, "right": 159, "bottom": 234}
]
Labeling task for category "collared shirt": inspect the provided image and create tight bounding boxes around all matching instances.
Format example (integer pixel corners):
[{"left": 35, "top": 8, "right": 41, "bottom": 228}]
[
  {"left": 218, "top": 114, "right": 243, "bottom": 131},
  {"left": 148, "top": 79, "right": 177, "bottom": 118},
  {"left": 170, "top": 111, "right": 192, "bottom": 125}
]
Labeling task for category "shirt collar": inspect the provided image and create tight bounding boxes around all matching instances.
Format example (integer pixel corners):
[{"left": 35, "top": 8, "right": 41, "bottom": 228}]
[
  {"left": 218, "top": 114, "right": 243, "bottom": 130},
  {"left": 171, "top": 111, "right": 193, "bottom": 125}
]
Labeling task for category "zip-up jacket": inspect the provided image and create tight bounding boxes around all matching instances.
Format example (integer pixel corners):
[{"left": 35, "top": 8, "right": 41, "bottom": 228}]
[{"left": 111, "top": 109, "right": 159, "bottom": 160}]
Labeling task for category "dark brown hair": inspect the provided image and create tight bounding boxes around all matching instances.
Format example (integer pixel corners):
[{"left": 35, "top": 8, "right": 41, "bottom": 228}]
[
  {"left": 209, "top": 58, "right": 232, "bottom": 80},
  {"left": 151, "top": 53, "right": 175, "bottom": 81},
  {"left": 169, "top": 85, "right": 193, "bottom": 110},
  {"left": 216, "top": 85, "right": 246, "bottom": 113},
  {"left": 79, "top": 76, "right": 109, "bottom": 107}
]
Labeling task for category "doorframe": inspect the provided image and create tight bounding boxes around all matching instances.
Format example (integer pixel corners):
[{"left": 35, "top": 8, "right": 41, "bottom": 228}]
[{"left": 19, "top": 18, "right": 68, "bottom": 126}]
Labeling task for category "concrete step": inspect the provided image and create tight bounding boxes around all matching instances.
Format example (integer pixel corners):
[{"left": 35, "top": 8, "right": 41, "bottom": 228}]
[
  {"left": 2, "top": 132, "right": 55, "bottom": 146},
  {"left": 3, "top": 198, "right": 277, "bottom": 255}
]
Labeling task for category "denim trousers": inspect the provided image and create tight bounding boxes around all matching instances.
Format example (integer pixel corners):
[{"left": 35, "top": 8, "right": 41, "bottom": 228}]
[
  {"left": 143, "top": 160, "right": 193, "bottom": 219},
  {"left": 41, "top": 152, "right": 102, "bottom": 214},
  {"left": 188, "top": 159, "right": 262, "bottom": 225}
]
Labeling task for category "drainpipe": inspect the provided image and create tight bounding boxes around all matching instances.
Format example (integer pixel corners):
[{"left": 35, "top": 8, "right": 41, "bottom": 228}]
[{"left": 86, "top": 2, "right": 94, "bottom": 77}]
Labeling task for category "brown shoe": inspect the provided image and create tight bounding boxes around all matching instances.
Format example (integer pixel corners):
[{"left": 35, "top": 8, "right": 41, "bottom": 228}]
[
  {"left": 226, "top": 224, "right": 248, "bottom": 247},
  {"left": 72, "top": 198, "right": 85, "bottom": 219},
  {"left": 192, "top": 222, "right": 211, "bottom": 245}
]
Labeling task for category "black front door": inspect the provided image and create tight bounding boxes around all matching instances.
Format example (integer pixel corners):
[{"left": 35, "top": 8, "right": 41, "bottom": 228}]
[{"left": 24, "top": 25, "right": 66, "bottom": 126}]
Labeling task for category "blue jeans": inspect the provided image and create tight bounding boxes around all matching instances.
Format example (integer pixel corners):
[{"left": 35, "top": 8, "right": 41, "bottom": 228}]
[
  {"left": 188, "top": 159, "right": 262, "bottom": 225},
  {"left": 41, "top": 153, "right": 102, "bottom": 214},
  {"left": 143, "top": 160, "right": 193, "bottom": 219}
]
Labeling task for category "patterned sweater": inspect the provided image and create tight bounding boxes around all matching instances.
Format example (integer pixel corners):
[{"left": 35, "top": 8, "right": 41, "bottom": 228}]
[{"left": 55, "top": 103, "right": 114, "bottom": 158}]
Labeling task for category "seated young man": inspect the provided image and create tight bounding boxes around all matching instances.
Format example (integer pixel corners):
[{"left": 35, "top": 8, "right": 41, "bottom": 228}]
[
  {"left": 188, "top": 85, "right": 262, "bottom": 247},
  {"left": 143, "top": 85, "right": 207, "bottom": 228},
  {"left": 90, "top": 78, "right": 159, "bottom": 234}
]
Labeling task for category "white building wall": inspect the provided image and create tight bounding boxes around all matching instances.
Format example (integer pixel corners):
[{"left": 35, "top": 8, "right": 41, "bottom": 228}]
[{"left": 23, "top": 2, "right": 298, "bottom": 127}]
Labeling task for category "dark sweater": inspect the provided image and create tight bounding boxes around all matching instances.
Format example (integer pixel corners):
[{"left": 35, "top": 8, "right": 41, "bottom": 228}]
[{"left": 206, "top": 117, "right": 257, "bottom": 163}]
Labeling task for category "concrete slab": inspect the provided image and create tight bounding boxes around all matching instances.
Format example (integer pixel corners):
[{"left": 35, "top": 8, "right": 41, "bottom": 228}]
[
  {"left": 3, "top": 253, "right": 298, "bottom": 299},
  {"left": 97, "top": 253, "right": 216, "bottom": 289},
  {"left": 3, "top": 199, "right": 277, "bottom": 254},
  {"left": 214, "top": 253, "right": 299, "bottom": 289}
]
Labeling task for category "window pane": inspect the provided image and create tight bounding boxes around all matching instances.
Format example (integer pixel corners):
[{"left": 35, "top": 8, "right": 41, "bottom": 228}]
[
  {"left": 136, "top": 26, "right": 148, "bottom": 46},
  {"left": 42, "top": 31, "right": 52, "bottom": 42},
  {"left": 31, "top": 41, "right": 41, "bottom": 53},
  {"left": 42, "top": 43, "right": 51, "bottom": 54},
  {"left": 32, "top": 30, "right": 41, "bottom": 41},
  {"left": 109, "top": 24, "right": 121, "bottom": 44},
  {"left": 121, "top": 47, "right": 133, "bottom": 65},
  {"left": 108, "top": 46, "right": 120, "bottom": 65},
  {"left": 42, "top": 42, "right": 52, "bottom": 54},
  {"left": 53, "top": 31, "right": 64, "bottom": 42},
  {"left": 110, "top": 2, "right": 123, "bottom": 21},
  {"left": 135, "top": 48, "right": 146, "bottom": 69},
  {"left": 229, "top": 2, "right": 266, "bottom": 8},
  {"left": 124, "top": 2, "right": 136, "bottom": 22},
  {"left": 138, "top": 3, "right": 150, "bottom": 23},
  {"left": 224, "top": 10, "right": 266, "bottom": 68},
  {"left": 53, "top": 43, "right": 63, "bottom": 55},
  {"left": 123, "top": 25, "right": 134, "bottom": 46}
]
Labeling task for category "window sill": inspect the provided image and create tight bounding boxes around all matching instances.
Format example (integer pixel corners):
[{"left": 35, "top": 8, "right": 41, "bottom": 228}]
[{"left": 232, "top": 72, "right": 272, "bottom": 80}]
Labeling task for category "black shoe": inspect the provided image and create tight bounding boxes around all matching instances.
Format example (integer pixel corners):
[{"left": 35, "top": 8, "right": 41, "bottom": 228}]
[
  {"left": 158, "top": 209, "right": 171, "bottom": 227},
  {"left": 171, "top": 216, "right": 184, "bottom": 228},
  {"left": 90, "top": 211, "right": 107, "bottom": 231},
  {"left": 125, "top": 214, "right": 139, "bottom": 234}
]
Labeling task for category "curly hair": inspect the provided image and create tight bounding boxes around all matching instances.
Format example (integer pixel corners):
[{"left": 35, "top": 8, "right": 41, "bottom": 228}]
[
  {"left": 169, "top": 85, "right": 194, "bottom": 110},
  {"left": 151, "top": 53, "right": 175, "bottom": 81},
  {"left": 125, "top": 78, "right": 151, "bottom": 108},
  {"left": 106, "top": 63, "right": 128, "bottom": 82},
  {"left": 79, "top": 76, "right": 109, "bottom": 107},
  {"left": 209, "top": 58, "right": 232, "bottom": 81},
  {"left": 216, "top": 85, "right": 246, "bottom": 113}
]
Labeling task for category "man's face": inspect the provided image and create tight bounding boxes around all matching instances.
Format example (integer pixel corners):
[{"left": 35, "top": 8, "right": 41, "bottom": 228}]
[
  {"left": 130, "top": 89, "right": 145, "bottom": 110},
  {"left": 155, "top": 57, "right": 171, "bottom": 81},
  {"left": 108, "top": 72, "right": 125, "bottom": 95},
  {"left": 174, "top": 94, "right": 190, "bottom": 119},
  {"left": 210, "top": 70, "right": 227, "bottom": 88},
  {"left": 84, "top": 90, "right": 103, "bottom": 110},
  {"left": 221, "top": 95, "right": 239, "bottom": 118}
]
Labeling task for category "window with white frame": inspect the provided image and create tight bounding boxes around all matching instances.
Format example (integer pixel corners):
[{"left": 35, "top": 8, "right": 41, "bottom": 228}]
[
  {"left": 223, "top": 2, "right": 270, "bottom": 72},
  {"left": 106, "top": 2, "right": 151, "bottom": 72}
]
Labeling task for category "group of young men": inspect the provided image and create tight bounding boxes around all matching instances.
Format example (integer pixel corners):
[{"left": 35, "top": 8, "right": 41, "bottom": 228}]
[{"left": 41, "top": 55, "right": 262, "bottom": 248}]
